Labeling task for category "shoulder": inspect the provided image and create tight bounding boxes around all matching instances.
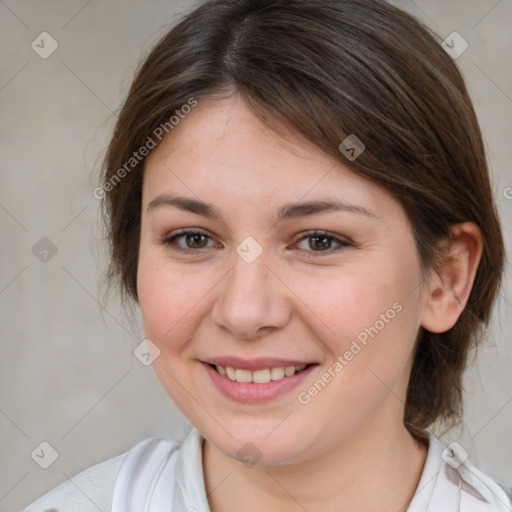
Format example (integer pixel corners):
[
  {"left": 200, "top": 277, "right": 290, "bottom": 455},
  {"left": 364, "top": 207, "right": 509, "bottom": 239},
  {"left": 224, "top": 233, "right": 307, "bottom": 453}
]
[
  {"left": 20, "top": 452, "right": 126, "bottom": 512},
  {"left": 20, "top": 437, "right": 180, "bottom": 512},
  {"left": 427, "top": 433, "right": 512, "bottom": 511}
]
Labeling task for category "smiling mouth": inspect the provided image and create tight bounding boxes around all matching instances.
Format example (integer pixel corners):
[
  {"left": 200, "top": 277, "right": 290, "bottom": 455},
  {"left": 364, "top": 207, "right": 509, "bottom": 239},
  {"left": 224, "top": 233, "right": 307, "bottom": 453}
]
[{"left": 208, "top": 363, "right": 316, "bottom": 384}]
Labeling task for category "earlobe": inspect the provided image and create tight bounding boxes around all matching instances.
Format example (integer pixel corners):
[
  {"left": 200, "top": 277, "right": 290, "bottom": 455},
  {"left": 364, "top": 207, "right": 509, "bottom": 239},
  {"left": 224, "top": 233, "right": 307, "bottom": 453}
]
[{"left": 420, "top": 222, "right": 483, "bottom": 334}]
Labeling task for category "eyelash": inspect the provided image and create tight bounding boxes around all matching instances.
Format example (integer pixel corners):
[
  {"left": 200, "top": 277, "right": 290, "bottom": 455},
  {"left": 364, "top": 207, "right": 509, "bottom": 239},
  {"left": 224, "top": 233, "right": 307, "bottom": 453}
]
[{"left": 160, "top": 228, "right": 351, "bottom": 258}]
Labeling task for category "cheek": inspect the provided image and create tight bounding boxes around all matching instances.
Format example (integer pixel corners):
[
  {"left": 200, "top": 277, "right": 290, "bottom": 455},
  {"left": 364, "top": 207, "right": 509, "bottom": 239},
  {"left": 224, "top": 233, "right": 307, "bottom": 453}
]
[
  {"left": 326, "top": 261, "right": 420, "bottom": 387},
  {"left": 293, "top": 259, "right": 411, "bottom": 349},
  {"left": 136, "top": 249, "right": 215, "bottom": 415},
  {"left": 298, "top": 250, "right": 421, "bottom": 383},
  {"left": 136, "top": 248, "right": 214, "bottom": 349}
]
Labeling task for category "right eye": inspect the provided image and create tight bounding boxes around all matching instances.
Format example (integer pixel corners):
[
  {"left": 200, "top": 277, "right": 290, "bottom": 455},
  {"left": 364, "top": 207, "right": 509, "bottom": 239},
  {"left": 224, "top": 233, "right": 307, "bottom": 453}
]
[{"left": 162, "top": 228, "right": 221, "bottom": 254}]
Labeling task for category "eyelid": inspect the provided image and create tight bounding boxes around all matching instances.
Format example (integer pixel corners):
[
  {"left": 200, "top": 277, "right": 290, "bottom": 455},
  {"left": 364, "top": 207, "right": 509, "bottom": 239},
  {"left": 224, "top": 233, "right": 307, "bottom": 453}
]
[{"left": 293, "top": 229, "right": 351, "bottom": 245}]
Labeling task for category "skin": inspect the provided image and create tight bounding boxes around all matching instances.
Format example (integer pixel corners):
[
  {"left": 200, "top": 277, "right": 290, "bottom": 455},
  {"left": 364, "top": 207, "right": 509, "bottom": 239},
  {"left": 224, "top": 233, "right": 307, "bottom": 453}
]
[{"left": 137, "top": 94, "right": 483, "bottom": 512}]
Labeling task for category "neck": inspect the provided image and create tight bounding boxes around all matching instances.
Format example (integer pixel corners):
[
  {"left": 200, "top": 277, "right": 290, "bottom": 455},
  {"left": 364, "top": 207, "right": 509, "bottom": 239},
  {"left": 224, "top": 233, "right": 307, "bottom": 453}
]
[{"left": 202, "top": 412, "right": 428, "bottom": 512}]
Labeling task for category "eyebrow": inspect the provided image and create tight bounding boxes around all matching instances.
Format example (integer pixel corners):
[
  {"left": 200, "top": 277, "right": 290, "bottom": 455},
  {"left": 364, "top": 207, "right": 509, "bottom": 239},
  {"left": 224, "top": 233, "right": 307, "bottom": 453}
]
[{"left": 147, "top": 194, "right": 379, "bottom": 222}]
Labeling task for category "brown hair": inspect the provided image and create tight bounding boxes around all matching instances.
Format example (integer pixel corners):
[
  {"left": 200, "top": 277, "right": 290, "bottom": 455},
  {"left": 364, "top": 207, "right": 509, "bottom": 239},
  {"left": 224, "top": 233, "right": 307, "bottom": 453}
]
[{"left": 100, "top": 0, "right": 505, "bottom": 435}]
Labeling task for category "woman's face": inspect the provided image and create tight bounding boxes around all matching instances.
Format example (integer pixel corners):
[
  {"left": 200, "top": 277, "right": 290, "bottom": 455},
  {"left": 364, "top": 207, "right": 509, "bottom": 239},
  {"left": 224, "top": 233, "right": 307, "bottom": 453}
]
[{"left": 137, "top": 94, "right": 430, "bottom": 466}]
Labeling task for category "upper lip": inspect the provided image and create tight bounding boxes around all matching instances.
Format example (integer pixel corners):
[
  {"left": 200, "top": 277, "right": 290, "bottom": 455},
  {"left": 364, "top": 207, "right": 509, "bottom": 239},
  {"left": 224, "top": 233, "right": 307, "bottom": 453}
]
[{"left": 202, "top": 356, "right": 316, "bottom": 371}]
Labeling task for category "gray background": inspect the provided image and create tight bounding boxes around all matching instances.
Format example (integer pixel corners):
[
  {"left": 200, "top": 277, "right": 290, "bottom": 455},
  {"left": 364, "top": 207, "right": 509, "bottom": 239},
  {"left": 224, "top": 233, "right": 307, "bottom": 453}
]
[{"left": 1, "top": 1, "right": 511, "bottom": 510}]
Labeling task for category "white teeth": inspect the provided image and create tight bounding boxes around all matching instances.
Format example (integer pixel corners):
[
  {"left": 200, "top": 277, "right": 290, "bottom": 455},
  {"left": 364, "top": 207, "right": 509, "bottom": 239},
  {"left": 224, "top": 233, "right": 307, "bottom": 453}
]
[
  {"left": 284, "top": 365, "right": 296, "bottom": 377},
  {"left": 253, "top": 368, "right": 271, "bottom": 383},
  {"left": 270, "top": 367, "right": 285, "bottom": 380},
  {"left": 214, "top": 364, "right": 309, "bottom": 383},
  {"left": 235, "top": 369, "right": 252, "bottom": 383}
]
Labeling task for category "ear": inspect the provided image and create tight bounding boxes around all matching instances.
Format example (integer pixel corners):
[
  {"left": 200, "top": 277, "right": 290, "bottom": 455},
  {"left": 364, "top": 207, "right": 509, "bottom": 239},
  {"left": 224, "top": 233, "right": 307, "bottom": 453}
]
[{"left": 420, "top": 222, "right": 483, "bottom": 334}]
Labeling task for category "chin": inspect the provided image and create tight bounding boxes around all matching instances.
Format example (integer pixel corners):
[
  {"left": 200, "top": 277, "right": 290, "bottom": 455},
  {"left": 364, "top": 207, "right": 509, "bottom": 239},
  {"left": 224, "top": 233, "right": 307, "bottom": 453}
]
[{"left": 203, "top": 419, "right": 316, "bottom": 467}]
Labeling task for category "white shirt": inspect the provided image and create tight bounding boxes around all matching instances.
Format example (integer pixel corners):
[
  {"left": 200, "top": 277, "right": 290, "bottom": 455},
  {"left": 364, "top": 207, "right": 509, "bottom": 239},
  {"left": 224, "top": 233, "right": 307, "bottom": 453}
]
[{"left": 21, "top": 425, "right": 512, "bottom": 512}]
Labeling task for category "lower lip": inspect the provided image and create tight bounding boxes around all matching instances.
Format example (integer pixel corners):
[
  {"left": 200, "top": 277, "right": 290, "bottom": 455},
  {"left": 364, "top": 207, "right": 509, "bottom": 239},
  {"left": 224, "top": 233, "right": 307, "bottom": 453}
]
[{"left": 202, "top": 362, "right": 317, "bottom": 403}]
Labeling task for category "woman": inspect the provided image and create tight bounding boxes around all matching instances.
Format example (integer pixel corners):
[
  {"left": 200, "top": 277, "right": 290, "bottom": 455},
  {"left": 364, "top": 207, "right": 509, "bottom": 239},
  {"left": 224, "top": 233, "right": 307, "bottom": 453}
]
[{"left": 22, "top": 0, "right": 512, "bottom": 510}]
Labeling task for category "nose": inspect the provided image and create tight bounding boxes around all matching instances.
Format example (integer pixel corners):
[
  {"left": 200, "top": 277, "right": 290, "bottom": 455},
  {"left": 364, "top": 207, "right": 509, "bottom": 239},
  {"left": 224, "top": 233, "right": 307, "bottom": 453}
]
[{"left": 210, "top": 248, "right": 291, "bottom": 340}]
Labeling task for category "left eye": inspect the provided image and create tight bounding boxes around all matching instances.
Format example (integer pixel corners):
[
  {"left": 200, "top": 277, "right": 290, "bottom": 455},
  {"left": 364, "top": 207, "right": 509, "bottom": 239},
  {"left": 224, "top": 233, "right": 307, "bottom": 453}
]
[{"left": 293, "top": 230, "right": 351, "bottom": 257}]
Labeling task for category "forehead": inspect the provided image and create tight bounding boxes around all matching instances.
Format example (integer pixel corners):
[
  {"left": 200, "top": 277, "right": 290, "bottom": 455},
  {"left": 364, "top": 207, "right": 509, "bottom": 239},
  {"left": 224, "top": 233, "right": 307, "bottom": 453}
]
[
  {"left": 146, "top": 95, "right": 335, "bottom": 176},
  {"left": 142, "top": 95, "right": 397, "bottom": 222}
]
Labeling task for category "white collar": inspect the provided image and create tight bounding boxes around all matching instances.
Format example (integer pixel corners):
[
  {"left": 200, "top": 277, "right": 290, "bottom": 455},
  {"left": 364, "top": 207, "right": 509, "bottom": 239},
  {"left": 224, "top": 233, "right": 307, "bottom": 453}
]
[{"left": 111, "top": 426, "right": 512, "bottom": 512}]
